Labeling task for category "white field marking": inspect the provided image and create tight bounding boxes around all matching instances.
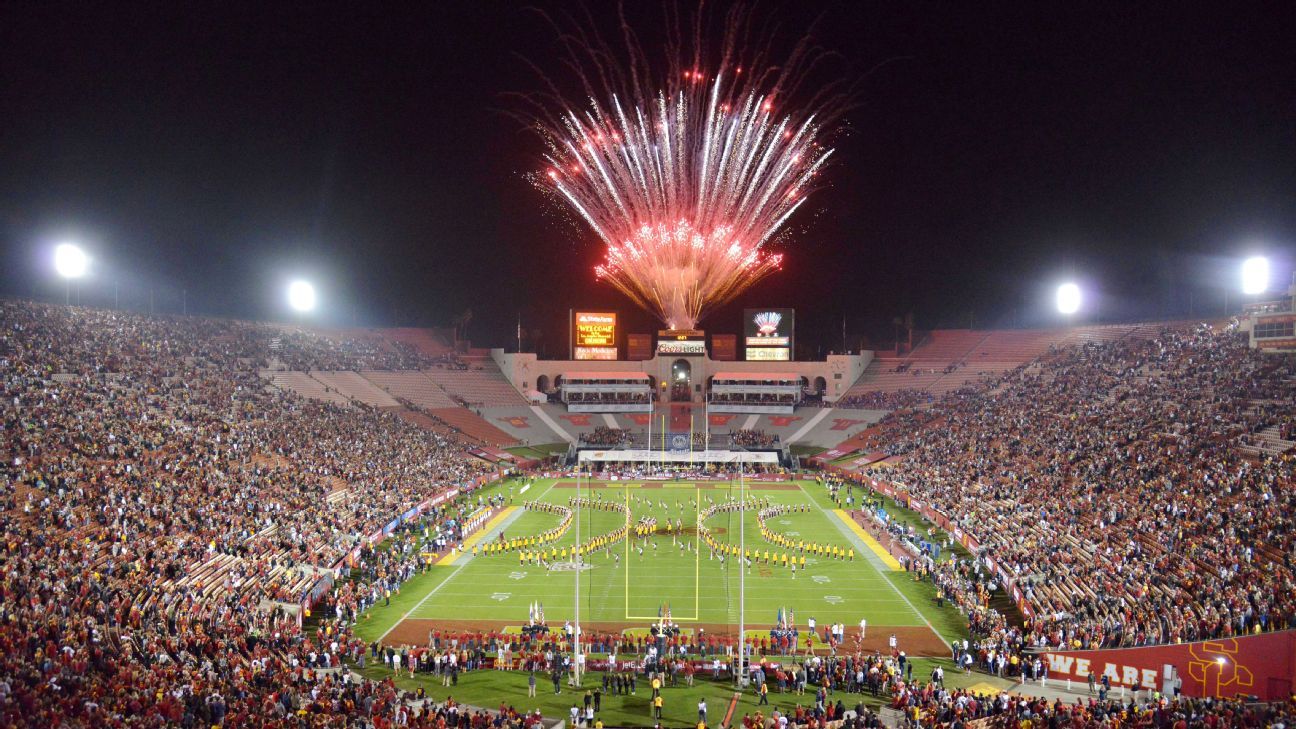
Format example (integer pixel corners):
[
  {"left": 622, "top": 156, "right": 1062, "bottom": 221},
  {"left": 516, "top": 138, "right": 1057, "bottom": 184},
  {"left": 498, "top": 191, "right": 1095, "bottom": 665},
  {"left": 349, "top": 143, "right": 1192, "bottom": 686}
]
[
  {"left": 529, "top": 406, "right": 574, "bottom": 443},
  {"left": 785, "top": 407, "right": 833, "bottom": 444},
  {"left": 491, "top": 592, "right": 512, "bottom": 602},
  {"left": 378, "top": 561, "right": 470, "bottom": 642},
  {"left": 819, "top": 499, "right": 949, "bottom": 648},
  {"left": 380, "top": 480, "right": 563, "bottom": 641}
]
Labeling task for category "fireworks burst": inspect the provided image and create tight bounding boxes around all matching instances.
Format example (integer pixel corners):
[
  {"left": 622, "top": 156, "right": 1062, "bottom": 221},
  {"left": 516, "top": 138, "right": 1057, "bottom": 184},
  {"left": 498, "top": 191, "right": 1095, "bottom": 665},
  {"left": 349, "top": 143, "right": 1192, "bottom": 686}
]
[{"left": 525, "top": 6, "right": 851, "bottom": 329}]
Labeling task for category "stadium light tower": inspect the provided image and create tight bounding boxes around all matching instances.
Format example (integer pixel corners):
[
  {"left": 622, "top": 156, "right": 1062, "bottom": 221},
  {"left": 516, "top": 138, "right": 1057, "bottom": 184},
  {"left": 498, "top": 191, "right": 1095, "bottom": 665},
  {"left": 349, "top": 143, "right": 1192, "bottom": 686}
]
[
  {"left": 1056, "top": 282, "right": 1082, "bottom": 315},
  {"left": 54, "top": 242, "right": 89, "bottom": 305},
  {"left": 1241, "top": 256, "right": 1270, "bottom": 296},
  {"left": 287, "top": 280, "right": 317, "bottom": 313}
]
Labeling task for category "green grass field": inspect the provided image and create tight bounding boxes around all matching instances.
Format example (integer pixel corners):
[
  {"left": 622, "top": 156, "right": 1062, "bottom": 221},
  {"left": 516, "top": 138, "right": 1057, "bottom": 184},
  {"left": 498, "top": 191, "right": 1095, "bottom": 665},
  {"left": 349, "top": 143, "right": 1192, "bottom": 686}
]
[
  {"left": 356, "top": 477, "right": 969, "bottom": 651},
  {"left": 345, "top": 476, "right": 991, "bottom": 727}
]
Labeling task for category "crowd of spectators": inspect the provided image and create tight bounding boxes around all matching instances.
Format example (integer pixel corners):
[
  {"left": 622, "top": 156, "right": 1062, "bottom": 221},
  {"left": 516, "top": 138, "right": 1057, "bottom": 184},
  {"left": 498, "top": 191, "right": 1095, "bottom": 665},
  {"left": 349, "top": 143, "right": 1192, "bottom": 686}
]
[
  {"left": 272, "top": 330, "right": 451, "bottom": 371},
  {"left": 565, "top": 392, "right": 651, "bottom": 405},
  {"left": 0, "top": 300, "right": 498, "bottom": 725},
  {"left": 710, "top": 393, "right": 799, "bottom": 406},
  {"left": 857, "top": 322, "right": 1296, "bottom": 650},
  {"left": 832, "top": 390, "right": 934, "bottom": 411},
  {"left": 581, "top": 427, "right": 633, "bottom": 446},
  {"left": 731, "top": 429, "right": 778, "bottom": 448}
]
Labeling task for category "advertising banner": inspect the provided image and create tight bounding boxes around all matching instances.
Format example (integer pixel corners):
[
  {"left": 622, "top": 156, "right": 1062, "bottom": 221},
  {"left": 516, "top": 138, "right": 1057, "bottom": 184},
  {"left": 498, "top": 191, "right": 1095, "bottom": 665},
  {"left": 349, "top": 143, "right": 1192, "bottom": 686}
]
[{"left": 1040, "top": 632, "right": 1296, "bottom": 700}]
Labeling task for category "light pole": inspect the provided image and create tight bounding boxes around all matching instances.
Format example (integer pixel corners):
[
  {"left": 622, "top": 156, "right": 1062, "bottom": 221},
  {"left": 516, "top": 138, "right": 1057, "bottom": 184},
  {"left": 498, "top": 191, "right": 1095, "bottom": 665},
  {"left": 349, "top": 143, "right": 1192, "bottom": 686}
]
[
  {"left": 1056, "top": 282, "right": 1081, "bottom": 316},
  {"left": 287, "top": 280, "right": 317, "bottom": 321},
  {"left": 53, "top": 243, "right": 89, "bottom": 305},
  {"left": 574, "top": 462, "right": 582, "bottom": 686},
  {"left": 1241, "top": 256, "right": 1270, "bottom": 297},
  {"left": 737, "top": 449, "right": 745, "bottom": 687}
]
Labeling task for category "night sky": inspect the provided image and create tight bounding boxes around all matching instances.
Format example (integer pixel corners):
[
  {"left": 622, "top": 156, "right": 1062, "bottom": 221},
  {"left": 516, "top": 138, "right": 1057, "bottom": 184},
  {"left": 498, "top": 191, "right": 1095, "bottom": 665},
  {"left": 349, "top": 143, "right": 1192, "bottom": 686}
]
[{"left": 3, "top": 2, "right": 1294, "bottom": 355}]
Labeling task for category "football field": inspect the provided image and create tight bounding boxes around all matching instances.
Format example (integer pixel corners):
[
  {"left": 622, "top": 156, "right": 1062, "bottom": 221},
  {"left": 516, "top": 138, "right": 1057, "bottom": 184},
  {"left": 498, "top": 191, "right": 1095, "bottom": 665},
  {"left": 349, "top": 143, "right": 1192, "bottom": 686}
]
[{"left": 365, "top": 477, "right": 953, "bottom": 655}]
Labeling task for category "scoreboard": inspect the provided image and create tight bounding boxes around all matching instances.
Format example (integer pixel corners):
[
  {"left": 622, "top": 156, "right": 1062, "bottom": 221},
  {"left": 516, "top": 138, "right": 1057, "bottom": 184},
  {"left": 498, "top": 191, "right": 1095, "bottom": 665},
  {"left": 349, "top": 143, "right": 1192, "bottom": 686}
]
[
  {"left": 573, "top": 311, "right": 618, "bottom": 360},
  {"left": 744, "top": 308, "right": 795, "bottom": 361},
  {"left": 657, "top": 329, "right": 706, "bottom": 355}
]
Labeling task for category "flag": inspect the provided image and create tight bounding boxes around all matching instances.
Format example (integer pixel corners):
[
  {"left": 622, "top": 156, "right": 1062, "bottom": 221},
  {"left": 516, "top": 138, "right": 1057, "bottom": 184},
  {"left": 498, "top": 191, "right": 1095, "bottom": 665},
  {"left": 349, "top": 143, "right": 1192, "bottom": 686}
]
[
  {"left": 658, "top": 603, "right": 663, "bottom": 619},
  {"left": 777, "top": 607, "right": 784, "bottom": 629}
]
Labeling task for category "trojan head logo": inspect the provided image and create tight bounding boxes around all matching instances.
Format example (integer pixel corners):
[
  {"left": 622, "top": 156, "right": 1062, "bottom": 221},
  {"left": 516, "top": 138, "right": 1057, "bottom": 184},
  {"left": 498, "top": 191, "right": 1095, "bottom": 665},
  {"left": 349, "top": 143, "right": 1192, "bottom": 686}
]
[
  {"left": 752, "top": 311, "right": 783, "bottom": 337},
  {"left": 768, "top": 416, "right": 802, "bottom": 427},
  {"left": 708, "top": 414, "right": 737, "bottom": 426},
  {"left": 829, "top": 418, "right": 865, "bottom": 431},
  {"left": 1186, "top": 639, "right": 1254, "bottom": 697},
  {"left": 560, "top": 414, "right": 592, "bottom": 426},
  {"left": 497, "top": 416, "right": 531, "bottom": 428}
]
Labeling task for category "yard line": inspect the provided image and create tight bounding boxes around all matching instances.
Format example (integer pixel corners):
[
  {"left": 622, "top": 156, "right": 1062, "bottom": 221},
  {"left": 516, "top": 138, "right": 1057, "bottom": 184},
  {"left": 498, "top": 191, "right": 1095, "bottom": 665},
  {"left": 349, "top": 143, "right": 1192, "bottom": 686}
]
[
  {"left": 821, "top": 502, "right": 949, "bottom": 648},
  {"left": 380, "top": 479, "right": 562, "bottom": 642},
  {"left": 378, "top": 562, "right": 470, "bottom": 643}
]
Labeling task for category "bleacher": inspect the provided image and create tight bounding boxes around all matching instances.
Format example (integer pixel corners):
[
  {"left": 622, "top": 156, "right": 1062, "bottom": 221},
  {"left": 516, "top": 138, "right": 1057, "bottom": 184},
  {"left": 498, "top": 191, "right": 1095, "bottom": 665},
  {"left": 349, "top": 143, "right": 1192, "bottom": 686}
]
[
  {"left": 965, "top": 329, "right": 1061, "bottom": 362},
  {"left": 264, "top": 371, "right": 353, "bottom": 407},
  {"left": 361, "top": 371, "right": 459, "bottom": 409},
  {"left": 845, "top": 323, "right": 1210, "bottom": 403},
  {"left": 905, "top": 329, "right": 989, "bottom": 361},
  {"left": 379, "top": 327, "right": 454, "bottom": 358},
  {"left": 844, "top": 359, "right": 948, "bottom": 397},
  {"left": 422, "top": 359, "right": 528, "bottom": 407},
  {"left": 428, "top": 406, "right": 520, "bottom": 447},
  {"left": 309, "top": 371, "right": 401, "bottom": 407}
]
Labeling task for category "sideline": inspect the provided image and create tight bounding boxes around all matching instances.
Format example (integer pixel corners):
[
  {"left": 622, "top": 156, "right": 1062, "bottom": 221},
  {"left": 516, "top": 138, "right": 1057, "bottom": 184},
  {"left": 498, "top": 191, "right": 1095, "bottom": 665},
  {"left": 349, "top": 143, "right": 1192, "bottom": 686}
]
[
  {"left": 377, "top": 563, "right": 469, "bottom": 643},
  {"left": 436, "top": 506, "right": 518, "bottom": 566},
  {"left": 831, "top": 509, "right": 903, "bottom": 570}
]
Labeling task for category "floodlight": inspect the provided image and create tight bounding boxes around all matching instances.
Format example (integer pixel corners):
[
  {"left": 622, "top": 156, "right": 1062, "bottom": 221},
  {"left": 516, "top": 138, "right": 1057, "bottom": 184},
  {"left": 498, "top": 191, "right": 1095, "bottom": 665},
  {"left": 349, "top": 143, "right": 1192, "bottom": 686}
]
[
  {"left": 287, "top": 280, "right": 317, "bottom": 312},
  {"left": 1056, "top": 282, "right": 1081, "bottom": 315},
  {"left": 1241, "top": 256, "right": 1269, "bottom": 295},
  {"left": 54, "top": 243, "right": 89, "bottom": 279}
]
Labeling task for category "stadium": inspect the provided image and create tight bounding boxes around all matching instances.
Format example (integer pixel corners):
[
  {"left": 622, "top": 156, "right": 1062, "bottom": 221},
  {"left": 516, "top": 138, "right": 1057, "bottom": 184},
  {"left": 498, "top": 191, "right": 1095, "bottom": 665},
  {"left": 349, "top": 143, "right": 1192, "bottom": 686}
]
[{"left": 3, "top": 3, "right": 1296, "bottom": 729}]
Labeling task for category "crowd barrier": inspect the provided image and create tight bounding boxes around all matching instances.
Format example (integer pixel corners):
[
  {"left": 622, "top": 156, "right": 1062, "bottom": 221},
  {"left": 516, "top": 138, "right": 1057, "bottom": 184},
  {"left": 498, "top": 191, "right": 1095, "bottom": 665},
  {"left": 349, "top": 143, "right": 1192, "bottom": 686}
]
[{"left": 1040, "top": 631, "right": 1295, "bottom": 700}]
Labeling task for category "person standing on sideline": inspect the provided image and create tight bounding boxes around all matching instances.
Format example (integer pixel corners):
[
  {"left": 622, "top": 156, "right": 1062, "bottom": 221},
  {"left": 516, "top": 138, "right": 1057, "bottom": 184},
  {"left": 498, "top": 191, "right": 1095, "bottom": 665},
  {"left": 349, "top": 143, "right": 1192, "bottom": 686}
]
[
  {"left": 698, "top": 698, "right": 707, "bottom": 724},
  {"left": 528, "top": 671, "right": 537, "bottom": 697}
]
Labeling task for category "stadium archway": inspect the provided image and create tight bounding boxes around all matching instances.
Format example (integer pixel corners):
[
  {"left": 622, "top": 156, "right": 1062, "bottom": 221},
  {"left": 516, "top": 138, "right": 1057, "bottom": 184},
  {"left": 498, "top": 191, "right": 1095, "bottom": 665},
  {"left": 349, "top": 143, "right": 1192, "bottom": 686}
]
[
  {"left": 536, "top": 374, "right": 550, "bottom": 393},
  {"left": 814, "top": 376, "right": 827, "bottom": 394},
  {"left": 670, "top": 359, "right": 692, "bottom": 401}
]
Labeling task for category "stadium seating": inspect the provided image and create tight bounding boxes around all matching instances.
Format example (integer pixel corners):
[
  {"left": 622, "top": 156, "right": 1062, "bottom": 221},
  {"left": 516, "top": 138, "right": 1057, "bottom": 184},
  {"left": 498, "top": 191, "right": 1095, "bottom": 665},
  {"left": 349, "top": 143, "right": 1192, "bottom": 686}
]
[
  {"left": 265, "top": 370, "right": 354, "bottom": 407},
  {"left": 428, "top": 406, "right": 521, "bottom": 447},
  {"left": 310, "top": 370, "right": 402, "bottom": 407},
  {"left": 362, "top": 370, "right": 460, "bottom": 408},
  {"left": 847, "top": 321, "right": 1296, "bottom": 650},
  {"left": 4, "top": 297, "right": 1293, "bottom": 727},
  {"left": 422, "top": 358, "right": 530, "bottom": 407}
]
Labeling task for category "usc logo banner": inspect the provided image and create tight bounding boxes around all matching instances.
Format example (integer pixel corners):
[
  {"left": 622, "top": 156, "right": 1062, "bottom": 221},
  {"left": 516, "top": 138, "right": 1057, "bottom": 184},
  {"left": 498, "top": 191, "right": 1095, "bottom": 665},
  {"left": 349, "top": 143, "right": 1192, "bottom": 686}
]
[{"left": 1041, "top": 631, "right": 1293, "bottom": 700}]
